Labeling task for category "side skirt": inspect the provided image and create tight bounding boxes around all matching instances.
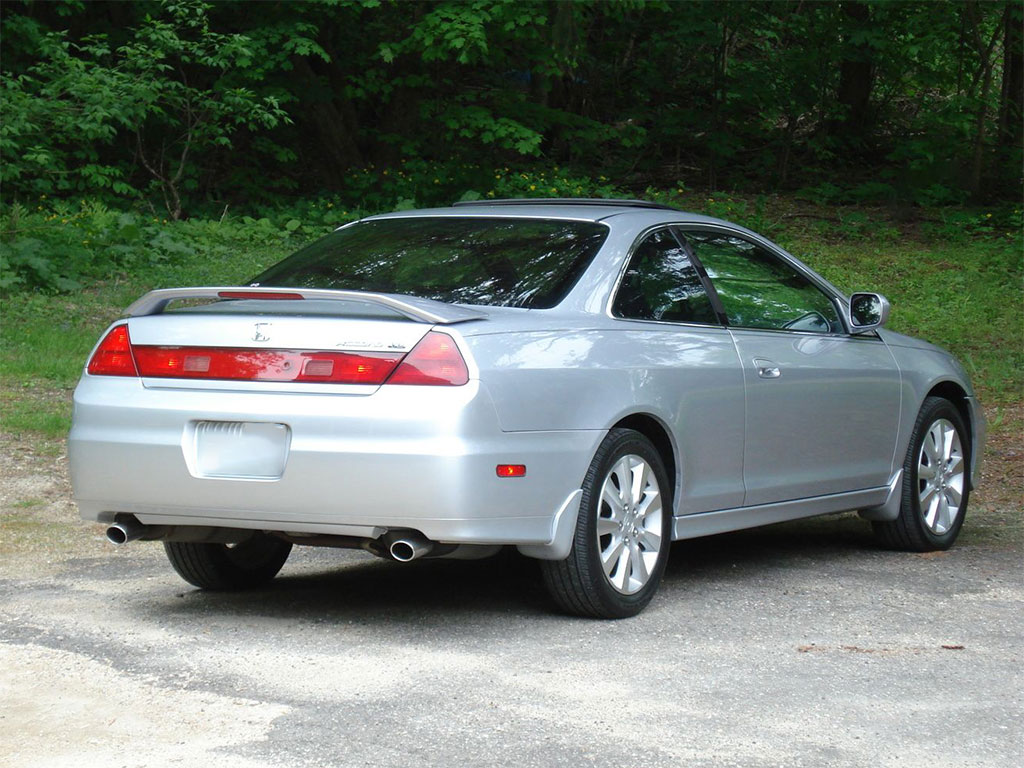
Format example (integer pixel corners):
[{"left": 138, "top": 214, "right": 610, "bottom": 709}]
[{"left": 673, "top": 483, "right": 892, "bottom": 540}]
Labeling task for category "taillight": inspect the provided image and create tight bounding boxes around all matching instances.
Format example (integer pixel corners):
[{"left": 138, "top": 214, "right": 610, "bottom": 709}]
[
  {"left": 84, "top": 326, "right": 469, "bottom": 386},
  {"left": 87, "top": 325, "right": 138, "bottom": 376},
  {"left": 386, "top": 331, "right": 469, "bottom": 386},
  {"left": 132, "top": 347, "right": 404, "bottom": 384}
]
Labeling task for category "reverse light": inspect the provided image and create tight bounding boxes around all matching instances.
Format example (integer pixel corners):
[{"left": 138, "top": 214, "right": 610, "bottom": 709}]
[
  {"left": 87, "top": 325, "right": 138, "bottom": 377},
  {"left": 386, "top": 331, "right": 469, "bottom": 386},
  {"left": 496, "top": 464, "right": 527, "bottom": 478}
]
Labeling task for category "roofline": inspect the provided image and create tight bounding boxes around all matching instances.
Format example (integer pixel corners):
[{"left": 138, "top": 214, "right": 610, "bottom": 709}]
[{"left": 451, "top": 197, "right": 682, "bottom": 212}]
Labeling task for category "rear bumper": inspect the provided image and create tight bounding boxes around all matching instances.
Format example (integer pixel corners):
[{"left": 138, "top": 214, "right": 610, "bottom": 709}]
[{"left": 69, "top": 375, "right": 601, "bottom": 550}]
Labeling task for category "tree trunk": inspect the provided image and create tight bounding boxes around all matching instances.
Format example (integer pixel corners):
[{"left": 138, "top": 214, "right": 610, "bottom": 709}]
[
  {"left": 964, "top": 3, "right": 1007, "bottom": 199},
  {"left": 291, "top": 57, "right": 363, "bottom": 184},
  {"left": 967, "top": 55, "right": 995, "bottom": 199},
  {"left": 998, "top": 4, "right": 1023, "bottom": 155},
  {"left": 830, "top": 1, "right": 874, "bottom": 151}
]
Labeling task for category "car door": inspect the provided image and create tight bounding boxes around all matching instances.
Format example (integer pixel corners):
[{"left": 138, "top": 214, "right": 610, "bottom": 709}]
[
  {"left": 610, "top": 227, "right": 746, "bottom": 513},
  {"left": 680, "top": 228, "right": 902, "bottom": 507}
]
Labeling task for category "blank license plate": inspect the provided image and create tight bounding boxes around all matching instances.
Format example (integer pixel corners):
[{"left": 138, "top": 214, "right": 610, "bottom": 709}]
[{"left": 191, "top": 421, "right": 291, "bottom": 480}]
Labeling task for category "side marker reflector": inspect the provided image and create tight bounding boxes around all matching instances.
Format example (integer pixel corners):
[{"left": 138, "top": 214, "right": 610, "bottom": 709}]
[{"left": 496, "top": 464, "right": 526, "bottom": 478}]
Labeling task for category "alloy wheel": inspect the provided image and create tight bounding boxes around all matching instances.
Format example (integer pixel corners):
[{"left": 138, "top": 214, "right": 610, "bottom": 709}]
[
  {"left": 596, "top": 454, "right": 664, "bottom": 594},
  {"left": 917, "top": 418, "right": 965, "bottom": 535}
]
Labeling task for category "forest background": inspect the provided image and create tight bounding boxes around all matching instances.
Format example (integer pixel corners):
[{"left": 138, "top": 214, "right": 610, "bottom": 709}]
[{"left": 0, "top": 0, "right": 1022, "bottom": 437}]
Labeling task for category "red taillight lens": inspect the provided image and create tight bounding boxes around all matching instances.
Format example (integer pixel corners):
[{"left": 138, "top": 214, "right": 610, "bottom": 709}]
[
  {"left": 87, "top": 325, "right": 138, "bottom": 377},
  {"left": 385, "top": 331, "right": 469, "bottom": 386},
  {"left": 132, "top": 347, "right": 404, "bottom": 384},
  {"left": 217, "top": 291, "right": 303, "bottom": 301}
]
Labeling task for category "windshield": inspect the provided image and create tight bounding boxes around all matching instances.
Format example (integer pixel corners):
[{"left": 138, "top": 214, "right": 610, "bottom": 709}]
[{"left": 251, "top": 217, "right": 609, "bottom": 309}]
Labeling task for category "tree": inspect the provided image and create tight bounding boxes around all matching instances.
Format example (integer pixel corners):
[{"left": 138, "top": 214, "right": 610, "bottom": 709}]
[{"left": 1, "top": 0, "right": 291, "bottom": 218}]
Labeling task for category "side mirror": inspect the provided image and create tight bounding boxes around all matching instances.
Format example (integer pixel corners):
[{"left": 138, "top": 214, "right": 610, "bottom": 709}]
[{"left": 848, "top": 292, "right": 891, "bottom": 333}]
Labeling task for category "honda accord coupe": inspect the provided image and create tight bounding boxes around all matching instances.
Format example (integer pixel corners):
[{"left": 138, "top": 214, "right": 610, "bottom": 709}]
[{"left": 69, "top": 199, "right": 984, "bottom": 618}]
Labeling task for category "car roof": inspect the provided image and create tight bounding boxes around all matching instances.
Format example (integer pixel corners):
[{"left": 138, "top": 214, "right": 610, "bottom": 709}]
[{"left": 361, "top": 198, "right": 737, "bottom": 228}]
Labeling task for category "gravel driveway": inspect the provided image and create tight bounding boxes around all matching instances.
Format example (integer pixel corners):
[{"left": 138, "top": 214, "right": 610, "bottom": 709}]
[{"left": 1, "top": 435, "right": 1020, "bottom": 768}]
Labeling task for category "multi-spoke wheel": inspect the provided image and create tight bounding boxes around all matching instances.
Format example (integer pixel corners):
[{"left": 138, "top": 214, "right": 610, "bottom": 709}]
[
  {"left": 873, "top": 397, "right": 971, "bottom": 551},
  {"left": 164, "top": 534, "right": 292, "bottom": 590},
  {"left": 917, "top": 418, "right": 966, "bottom": 535},
  {"left": 541, "top": 428, "right": 671, "bottom": 618}
]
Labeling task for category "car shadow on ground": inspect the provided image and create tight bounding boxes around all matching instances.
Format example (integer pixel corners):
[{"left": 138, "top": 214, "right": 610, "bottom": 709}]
[{"left": 144, "top": 514, "right": 883, "bottom": 623}]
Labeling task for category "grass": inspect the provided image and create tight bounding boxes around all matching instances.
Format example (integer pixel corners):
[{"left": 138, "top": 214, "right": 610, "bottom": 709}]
[
  {"left": 1, "top": 196, "right": 1021, "bottom": 440},
  {"left": 786, "top": 237, "right": 1023, "bottom": 399}
]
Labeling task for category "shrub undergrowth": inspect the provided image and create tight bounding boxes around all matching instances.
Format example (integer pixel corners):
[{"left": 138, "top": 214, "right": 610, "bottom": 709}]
[{"left": 1, "top": 174, "right": 1021, "bottom": 438}]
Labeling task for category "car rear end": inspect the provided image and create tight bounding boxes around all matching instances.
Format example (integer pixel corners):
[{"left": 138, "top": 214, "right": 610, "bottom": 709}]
[{"left": 69, "top": 213, "right": 612, "bottom": 557}]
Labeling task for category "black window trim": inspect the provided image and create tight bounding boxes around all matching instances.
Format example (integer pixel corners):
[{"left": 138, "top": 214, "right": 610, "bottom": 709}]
[
  {"left": 666, "top": 226, "right": 729, "bottom": 325},
  {"left": 606, "top": 224, "right": 726, "bottom": 329}
]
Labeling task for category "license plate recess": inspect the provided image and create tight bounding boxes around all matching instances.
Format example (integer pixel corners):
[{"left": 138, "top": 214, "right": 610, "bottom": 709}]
[{"left": 188, "top": 421, "right": 291, "bottom": 480}]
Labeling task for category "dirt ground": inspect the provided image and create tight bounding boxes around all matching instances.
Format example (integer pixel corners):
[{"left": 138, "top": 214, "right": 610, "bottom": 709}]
[{"left": 0, "top": 404, "right": 1020, "bottom": 768}]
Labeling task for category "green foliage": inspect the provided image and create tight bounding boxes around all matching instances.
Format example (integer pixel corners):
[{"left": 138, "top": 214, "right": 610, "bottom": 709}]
[
  {"left": 3, "top": 192, "right": 1020, "bottom": 440},
  {"left": 0, "top": 0, "right": 1020, "bottom": 225},
  {"left": 0, "top": 0, "right": 290, "bottom": 217},
  {"left": 0, "top": 198, "right": 327, "bottom": 293}
]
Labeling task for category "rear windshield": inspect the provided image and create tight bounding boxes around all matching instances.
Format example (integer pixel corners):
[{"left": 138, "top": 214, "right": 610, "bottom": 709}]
[{"left": 251, "top": 217, "right": 609, "bottom": 309}]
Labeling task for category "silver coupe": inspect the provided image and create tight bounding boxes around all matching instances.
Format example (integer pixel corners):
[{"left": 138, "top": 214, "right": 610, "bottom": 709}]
[{"left": 69, "top": 199, "right": 984, "bottom": 618}]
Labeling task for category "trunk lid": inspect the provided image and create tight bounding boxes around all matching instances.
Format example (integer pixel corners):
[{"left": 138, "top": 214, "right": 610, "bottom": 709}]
[{"left": 122, "top": 290, "right": 483, "bottom": 394}]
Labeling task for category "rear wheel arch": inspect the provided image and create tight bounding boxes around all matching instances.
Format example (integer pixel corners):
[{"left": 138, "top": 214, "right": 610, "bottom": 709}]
[{"left": 611, "top": 413, "right": 678, "bottom": 513}]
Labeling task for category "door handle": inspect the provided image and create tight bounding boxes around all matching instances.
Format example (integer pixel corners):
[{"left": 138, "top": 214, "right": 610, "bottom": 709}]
[{"left": 753, "top": 358, "right": 781, "bottom": 379}]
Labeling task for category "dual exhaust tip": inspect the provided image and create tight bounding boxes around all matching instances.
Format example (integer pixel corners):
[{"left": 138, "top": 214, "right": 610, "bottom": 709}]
[{"left": 107, "top": 516, "right": 437, "bottom": 563}]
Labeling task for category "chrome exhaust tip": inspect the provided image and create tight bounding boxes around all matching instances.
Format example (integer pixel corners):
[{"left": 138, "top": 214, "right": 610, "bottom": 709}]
[
  {"left": 388, "top": 534, "right": 433, "bottom": 562},
  {"left": 105, "top": 517, "right": 146, "bottom": 545}
]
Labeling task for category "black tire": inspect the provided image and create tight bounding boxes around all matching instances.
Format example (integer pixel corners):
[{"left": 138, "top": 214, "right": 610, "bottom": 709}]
[
  {"left": 164, "top": 534, "right": 292, "bottom": 590},
  {"left": 541, "top": 428, "right": 672, "bottom": 619},
  {"left": 873, "top": 396, "right": 971, "bottom": 551}
]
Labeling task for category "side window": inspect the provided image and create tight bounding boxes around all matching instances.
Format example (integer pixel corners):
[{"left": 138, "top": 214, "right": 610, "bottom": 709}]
[
  {"left": 684, "top": 231, "right": 840, "bottom": 334},
  {"left": 612, "top": 229, "right": 718, "bottom": 325}
]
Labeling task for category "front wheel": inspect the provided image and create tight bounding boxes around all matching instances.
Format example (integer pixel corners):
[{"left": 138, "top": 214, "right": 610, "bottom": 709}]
[
  {"left": 873, "top": 396, "right": 971, "bottom": 551},
  {"left": 164, "top": 534, "right": 292, "bottom": 590},
  {"left": 541, "top": 428, "right": 672, "bottom": 619}
]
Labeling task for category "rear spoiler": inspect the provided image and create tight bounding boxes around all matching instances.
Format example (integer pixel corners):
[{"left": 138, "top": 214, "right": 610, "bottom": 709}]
[{"left": 123, "top": 287, "right": 487, "bottom": 325}]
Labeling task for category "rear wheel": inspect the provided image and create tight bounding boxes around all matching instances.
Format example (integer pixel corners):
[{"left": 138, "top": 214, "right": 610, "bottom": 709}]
[
  {"left": 541, "top": 428, "right": 671, "bottom": 619},
  {"left": 164, "top": 534, "right": 292, "bottom": 590},
  {"left": 873, "top": 396, "right": 970, "bottom": 551}
]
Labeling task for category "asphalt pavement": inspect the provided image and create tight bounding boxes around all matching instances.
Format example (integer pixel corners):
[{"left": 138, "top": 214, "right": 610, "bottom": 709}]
[{"left": 1, "top": 510, "right": 1020, "bottom": 768}]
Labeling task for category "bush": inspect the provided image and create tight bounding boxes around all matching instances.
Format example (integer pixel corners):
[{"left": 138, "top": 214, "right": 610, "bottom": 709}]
[{"left": 0, "top": 199, "right": 330, "bottom": 294}]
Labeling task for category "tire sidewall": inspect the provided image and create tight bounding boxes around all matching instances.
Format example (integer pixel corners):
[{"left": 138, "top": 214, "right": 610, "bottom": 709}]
[
  {"left": 901, "top": 397, "right": 971, "bottom": 550},
  {"left": 576, "top": 429, "right": 673, "bottom": 618}
]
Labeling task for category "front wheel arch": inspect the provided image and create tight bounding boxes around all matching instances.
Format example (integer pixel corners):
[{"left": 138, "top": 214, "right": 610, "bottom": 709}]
[{"left": 925, "top": 380, "right": 974, "bottom": 485}]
